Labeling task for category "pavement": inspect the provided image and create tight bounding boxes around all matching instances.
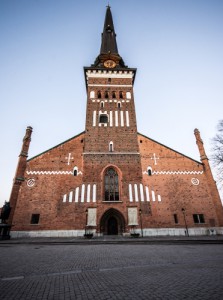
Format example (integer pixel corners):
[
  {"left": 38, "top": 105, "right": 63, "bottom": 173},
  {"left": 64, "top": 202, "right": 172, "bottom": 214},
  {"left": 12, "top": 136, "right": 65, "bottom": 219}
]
[{"left": 0, "top": 236, "right": 223, "bottom": 299}]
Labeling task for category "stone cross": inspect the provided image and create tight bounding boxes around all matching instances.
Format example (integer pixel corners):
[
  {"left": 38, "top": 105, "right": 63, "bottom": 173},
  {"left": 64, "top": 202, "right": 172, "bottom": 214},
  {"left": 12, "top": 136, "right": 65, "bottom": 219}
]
[
  {"left": 151, "top": 153, "right": 159, "bottom": 165},
  {"left": 65, "top": 153, "right": 74, "bottom": 165}
]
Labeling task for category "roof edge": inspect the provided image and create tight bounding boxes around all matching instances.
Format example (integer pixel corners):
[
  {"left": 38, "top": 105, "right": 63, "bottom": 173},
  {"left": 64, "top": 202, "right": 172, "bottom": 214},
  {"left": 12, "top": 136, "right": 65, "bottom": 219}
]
[
  {"left": 137, "top": 132, "right": 202, "bottom": 165},
  {"left": 27, "top": 131, "right": 85, "bottom": 162}
]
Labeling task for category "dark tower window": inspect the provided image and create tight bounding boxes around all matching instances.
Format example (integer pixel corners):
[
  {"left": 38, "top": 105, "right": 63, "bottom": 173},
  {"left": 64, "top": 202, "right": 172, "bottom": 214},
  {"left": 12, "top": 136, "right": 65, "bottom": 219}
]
[
  {"left": 112, "top": 91, "right": 116, "bottom": 99},
  {"left": 99, "top": 114, "right": 108, "bottom": 123},
  {"left": 105, "top": 91, "right": 109, "bottom": 99},
  {"left": 119, "top": 91, "right": 123, "bottom": 99},
  {"left": 173, "top": 214, "right": 178, "bottom": 224},
  {"left": 147, "top": 167, "right": 152, "bottom": 176},
  {"left": 117, "top": 102, "right": 121, "bottom": 108},
  {"left": 101, "top": 102, "right": 104, "bottom": 108},
  {"left": 74, "top": 169, "right": 77, "bottom": 176},
  {"left": 97, "top": 91, "right": 102, "bottom": 99},
  {"left": 104, "top": 168, "right": 119, "bottom": 201},
  {"left": 31, "top": 214, "right": 40, "bottom": 224}
]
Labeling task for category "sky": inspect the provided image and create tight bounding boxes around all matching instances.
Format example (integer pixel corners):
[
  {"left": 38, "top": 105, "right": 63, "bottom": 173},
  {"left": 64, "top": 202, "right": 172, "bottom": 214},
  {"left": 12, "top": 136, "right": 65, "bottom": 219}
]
[{"left": 0, "top": 0, "right": 223, "bottom": 207}]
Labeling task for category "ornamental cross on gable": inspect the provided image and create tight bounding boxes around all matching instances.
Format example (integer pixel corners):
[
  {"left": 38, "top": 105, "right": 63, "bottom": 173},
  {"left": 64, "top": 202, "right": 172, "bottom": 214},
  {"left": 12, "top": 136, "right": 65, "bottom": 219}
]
[
  {"left": 65, "top": 153, "right": 74, "bottom": 165},
  {"left": 151, "top": 153, "right": 159, "bottom": 165}
]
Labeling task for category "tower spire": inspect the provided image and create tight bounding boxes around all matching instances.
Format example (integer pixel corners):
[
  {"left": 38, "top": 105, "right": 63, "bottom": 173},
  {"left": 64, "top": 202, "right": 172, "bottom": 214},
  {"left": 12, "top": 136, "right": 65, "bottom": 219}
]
[{"left": 92, "top": 6, "right": 127, "bottom": 68}]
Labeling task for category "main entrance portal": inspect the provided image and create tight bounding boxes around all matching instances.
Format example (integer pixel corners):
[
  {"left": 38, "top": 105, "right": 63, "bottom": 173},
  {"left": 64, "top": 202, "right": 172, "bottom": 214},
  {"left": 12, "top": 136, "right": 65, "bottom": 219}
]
[{"left": 100, "top": 209, "right": 125, "bottom": 235}]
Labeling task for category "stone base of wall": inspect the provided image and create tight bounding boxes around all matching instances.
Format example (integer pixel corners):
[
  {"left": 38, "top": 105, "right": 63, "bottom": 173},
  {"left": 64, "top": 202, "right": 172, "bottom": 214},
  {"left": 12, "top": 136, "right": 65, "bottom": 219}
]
[{"left": 10, "top": 227, "right": 223, "bottom": 238}]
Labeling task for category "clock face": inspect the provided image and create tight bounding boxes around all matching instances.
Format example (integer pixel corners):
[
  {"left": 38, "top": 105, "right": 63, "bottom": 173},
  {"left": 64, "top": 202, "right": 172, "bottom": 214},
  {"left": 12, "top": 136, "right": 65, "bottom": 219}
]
[{"left": 104, "top": 59, "right": 116, "bottom": 68}]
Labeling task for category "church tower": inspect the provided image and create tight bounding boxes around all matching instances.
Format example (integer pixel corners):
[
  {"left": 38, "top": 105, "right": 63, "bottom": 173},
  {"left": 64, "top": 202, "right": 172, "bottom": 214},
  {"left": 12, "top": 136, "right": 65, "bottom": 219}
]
[{"left": 83, "top": 6, "right": 143, "bottom": 233}]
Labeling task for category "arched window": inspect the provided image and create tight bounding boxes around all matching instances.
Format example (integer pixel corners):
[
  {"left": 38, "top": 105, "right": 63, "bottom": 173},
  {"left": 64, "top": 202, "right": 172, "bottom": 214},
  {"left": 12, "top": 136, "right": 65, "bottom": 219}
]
[
  {"left": 117, "top": 101, "right": 121, "bottom": 108},
  {"left": 100, "top": 101, "right": 104, "bottom": 108},
  {"left": 90, "top": 91, "right": 95, "bottom": 99},
  {"left": 104, "top": 168, "right": 119, "bottom": 201},
  {"left": 109, "top": 141, "right": 113, "bottom": 152},
  {"left": 147, "top": 167, "right": 152, "bottom": 176},
  {"left": 105, "top": 91, "right": 109, "bottom": 99},
  {"left": 119, "top": 91, "right": 123, "bottom": 99},
  {"left": 112, "top": 91, "right": 116, "bottom": 99},
  {"left": 73, "top": 167, "right": 78, "bottom": 176},
  {"left": 99, "top": 114, "right": 108, "bottom": 123},
  {"left": 126, "top": 92, "right": 131, "bottom": 99},
  {"left": 97, "top": 91, "right": 101, "bottom": 99}
]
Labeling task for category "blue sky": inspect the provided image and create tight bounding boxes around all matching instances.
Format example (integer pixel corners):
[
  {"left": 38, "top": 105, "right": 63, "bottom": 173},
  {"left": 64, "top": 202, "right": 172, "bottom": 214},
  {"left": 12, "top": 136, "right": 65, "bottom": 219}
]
[{"left": 0, "top": 0, "right": 223, "bottom": 207}]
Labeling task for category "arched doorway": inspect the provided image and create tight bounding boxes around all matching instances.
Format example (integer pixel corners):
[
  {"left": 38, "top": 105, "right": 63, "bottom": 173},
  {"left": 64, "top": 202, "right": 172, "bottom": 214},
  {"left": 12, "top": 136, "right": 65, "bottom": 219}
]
[{"left": 100, "top": 208, "right": 125, "bottom": 235}]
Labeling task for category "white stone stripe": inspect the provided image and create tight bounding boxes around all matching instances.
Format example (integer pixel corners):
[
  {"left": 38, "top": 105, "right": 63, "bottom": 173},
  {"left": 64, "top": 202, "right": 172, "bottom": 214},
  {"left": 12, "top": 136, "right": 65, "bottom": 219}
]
[
  {"left": 158, "top": 195, "right": 162, "bottom": 202},
  {"left": 151, "top": 171, "right": 204, "bottom": 175},
  {"left": 134, "top": 184, "right": 139, "bottom": 202},
  {"left": 27, "top": 171, "right": 73, "bottom": 175},
  {"left": 145, "top": 186, "right": 150, "bottom": 202},
  {"left": 63, "top": 194, "right": 67, "bottom": 203},
  {"left": 120, "top": 111, "right": 124, "bottom": 127},
  {"left": 75, "top": 187, "right": 79, "bottom": 202},
  {"left": 69, "top": 191, "right": 73, "bottom": 203},
  {"left": 126, "top": 111, "right": 129, "bottom": 127},
  {"left": 87, "top": 184, "right": 91, "bottom": 203},
  {"left": 81, "top": 185, "right": 85, "bottom": 203},
  {"left": 93, "top": 184, "right": 96, "bottom": 202},
  {"left": 140, "top": 184, "right": 144, "bottom": 202},
  {"left": 115, "top": 111, "right": 118, "bottom": 126},
  {"left": 152, "top": 190, "right": 155, "bottom": 202},
  {"left": 129, "top": 184, "right": 133, "bottom": 202},
  {"left": 110, "top": 111, "right": 113, "bottom": 127},
  {"left": 93, "top": 111, "right": 96, "bottom": 126}
]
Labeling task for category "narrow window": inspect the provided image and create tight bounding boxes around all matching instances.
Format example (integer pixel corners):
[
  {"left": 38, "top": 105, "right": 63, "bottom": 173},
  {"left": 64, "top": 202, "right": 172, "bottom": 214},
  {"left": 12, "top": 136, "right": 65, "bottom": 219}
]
[
  {"left": 97, "top": 91, "right": 101, "bottom": 99},
  {"left": 112, "top": 91, "right": 116, "bottom": 99},
  {"left": 147, "top": 167, "right": 152, "bottom": 176},
  {"left": 73, "top": 167, "right": 78, "bottom": 176},
  {"left": 100, "top": 101, "right": 104, "bottom": 108},
  {"left": 31, "top": 214, "right": 40, "bottom": 224},
  {"left": 108, "top": 78, "right": 111, "bottom": 84},
  {"left": 173, "top": 214, "right": 178, "bottom": 224},
  {"left": 119, "top": 91, "right": 123, "bottom": 99},
  {"left": 99, "top": 114, "right": 108, "bottom": 123},
  {"left": 105, "top": 91, "right": 109, "bottom": 99},
  {"left": 117, "top": 102, "right": 121, "bottom": 108},
  {"left": 104, "top": 168, "right": 119, "bottom": 201},
  {"left": 109, "top": 141, "right": 113, "bottom": 152},
  {"left": 193, "top": 214, "right": 205, "bottom": 224}
]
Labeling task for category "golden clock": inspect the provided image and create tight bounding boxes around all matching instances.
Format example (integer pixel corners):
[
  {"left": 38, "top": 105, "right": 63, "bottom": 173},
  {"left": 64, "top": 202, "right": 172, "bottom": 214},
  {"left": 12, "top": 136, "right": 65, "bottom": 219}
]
[{"left": 104, "top": 59, "right": 116, "bottom": 68}]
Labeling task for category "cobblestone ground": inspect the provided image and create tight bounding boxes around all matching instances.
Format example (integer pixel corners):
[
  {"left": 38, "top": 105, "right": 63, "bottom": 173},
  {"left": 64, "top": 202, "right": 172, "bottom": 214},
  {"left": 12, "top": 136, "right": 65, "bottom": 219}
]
[{"left": 0, "top": 243, "right": 223, "bottom": 299}]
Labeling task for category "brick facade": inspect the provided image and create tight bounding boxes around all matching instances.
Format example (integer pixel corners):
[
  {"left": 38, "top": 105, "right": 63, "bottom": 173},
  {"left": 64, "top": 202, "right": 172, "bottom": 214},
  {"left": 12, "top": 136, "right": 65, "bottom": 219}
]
[{"left": 8, "top": 7, "right": 223, "bottom": 237}]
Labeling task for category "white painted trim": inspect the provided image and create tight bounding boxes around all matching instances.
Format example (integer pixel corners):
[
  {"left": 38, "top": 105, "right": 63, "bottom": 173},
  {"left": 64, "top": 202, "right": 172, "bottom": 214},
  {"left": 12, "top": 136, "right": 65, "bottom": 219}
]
[
  {"left": 93, "top": 111, "right": 96, "bottom": 126},
  {"left": 93, "top": 184, "right": 96, "bottom": 202},
  {"left": 83, "top": 152, "right": 140, "bottom": 155},
  {"left": 88, "top": 84, "right": 132, "bottom": 87},
  {"left": 87, "top": 184, "right": 91, "bottom": 203},
  {"left": 86, "top": 73, "right": 133, "bottom": 79},
  {"left": 134, "top": 184, "right": 139, "bottom": 202},
  {"left": 129, "top": 184, "right": 133, "bottom": 202},
  {"left": 63, "top": 194, "right": 67, "bottom": 203},
  {"left": 120, "top": 111, "right": 124, "bottom": 127},
  {"left": 75, "top": 187, "right": 79, "bottom": 203},
  {"left": 69, "top": 191, "right": 73, "bottom": 203},
  {"left": 145, "top": 186, "right": 150, "bottom": 202},
  {"left": 152, "top": 190, "right": 156, "bottom": 201},
  {"left": 126, "top": 111, "right": 129, "bottom": 127},
  {"left": 115, "top": 111, "right": 118, "bottom": 127},
  {"left": 10, "top": 227, "right": 223, "bottom": 238},
  {"left": 140, "top": 184, "right": 144, "bottom": 202},
  {"left": 81, "top": 184, "right": 85, "bottom": 202},
  {"left": 109, "top": 111, "right": 113, "bottom": 127}
]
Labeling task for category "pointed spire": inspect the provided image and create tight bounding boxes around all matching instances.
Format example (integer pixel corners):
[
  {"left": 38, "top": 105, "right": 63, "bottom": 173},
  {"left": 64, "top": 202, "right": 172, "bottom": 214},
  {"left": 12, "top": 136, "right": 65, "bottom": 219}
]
[
  {"left": 92, "top": 6, "right": 127, "bottom": 68},
  {"left": 100, "top": 5, "right": 118, "bottom": 54}
]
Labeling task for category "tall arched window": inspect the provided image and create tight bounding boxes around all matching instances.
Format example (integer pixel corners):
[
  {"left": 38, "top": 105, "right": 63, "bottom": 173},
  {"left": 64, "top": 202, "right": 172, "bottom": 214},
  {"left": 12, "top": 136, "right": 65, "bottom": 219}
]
[
  {"left": 105, "top": 91, "right": 109, "bottom": 99},
  {"left": 104, "top": 168, "right": 119, "bottom": 201},
  {"left": 119, "top": 91, "right": 123, "bottom": 99},
  {"left": 97, "top": 91, "right": 101, "bottom": 99},
  {"left": 100, "top": 101, "right": 104, "bottom": 108},
  {"left": 112, "top": 91, "right": 116, "bottom": 99},
  {"left": 147, "top": 167, "right": 152, "bottom": 176}
]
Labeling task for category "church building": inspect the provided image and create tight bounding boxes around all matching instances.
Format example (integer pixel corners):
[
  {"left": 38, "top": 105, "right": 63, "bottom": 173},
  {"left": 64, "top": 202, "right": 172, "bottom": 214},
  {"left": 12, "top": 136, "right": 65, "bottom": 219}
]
[{"left": 8, "top": 7, "right": 223, "bottom": 237}]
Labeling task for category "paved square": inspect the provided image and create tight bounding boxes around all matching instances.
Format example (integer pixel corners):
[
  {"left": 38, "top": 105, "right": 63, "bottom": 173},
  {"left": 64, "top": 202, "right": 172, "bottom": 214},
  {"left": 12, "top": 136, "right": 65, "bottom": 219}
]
[{"left": 0, "top": 242, "right": 223, "bottom": 299}]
